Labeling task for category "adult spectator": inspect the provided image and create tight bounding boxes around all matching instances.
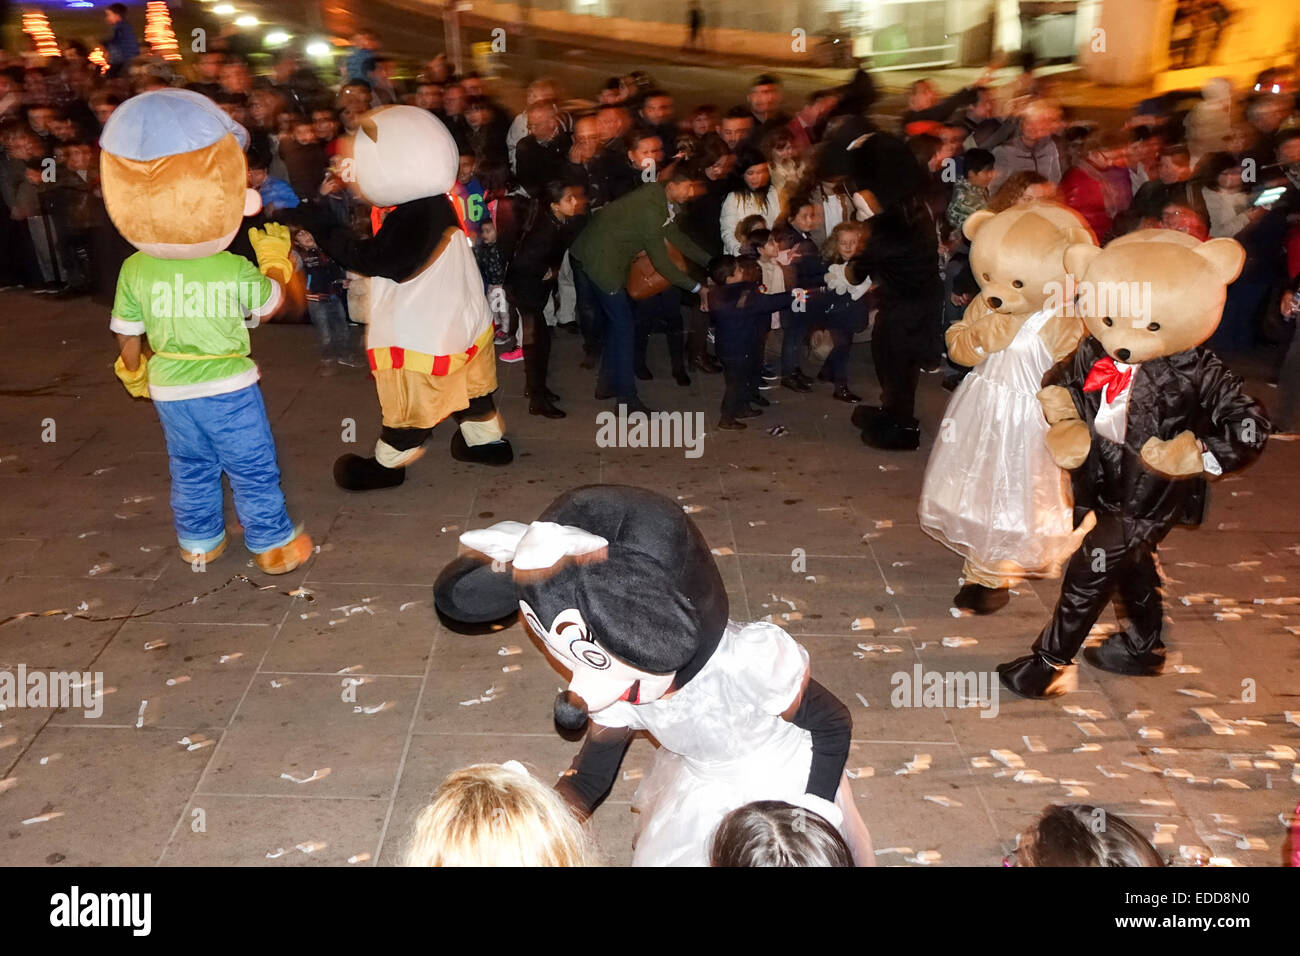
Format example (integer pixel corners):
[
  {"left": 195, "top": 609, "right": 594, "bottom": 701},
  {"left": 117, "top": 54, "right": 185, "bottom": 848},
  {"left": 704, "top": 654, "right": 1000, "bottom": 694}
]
[
  {"left": 787, "top": 88, "right": 838, "bottom": 152},
  {"left": 569, "top": 164, "right": 712, "bottom": 412},
  {"left": 721, "top": 147, "right": 779, "bottom": 255},
  {"left": 990, "top": 99, "right": 1063, "bottom": 193},
  {"left": 720, "top": 105, "right": 756, "bottom": 151},
  {"left": 1060, "top": 128, "right": 1130, "bottom": 242},
  {"left": 101, "top": 4, "right": 139, "bottom": 80},
  {"left": 515, "top": 102, "right": 573, "bottom": 199},
  {"left": 638, "top": 89, "right": 677, "bottom": 158},
  {"left": 748, "top": 74, "right": 790, "bottom": 144}
]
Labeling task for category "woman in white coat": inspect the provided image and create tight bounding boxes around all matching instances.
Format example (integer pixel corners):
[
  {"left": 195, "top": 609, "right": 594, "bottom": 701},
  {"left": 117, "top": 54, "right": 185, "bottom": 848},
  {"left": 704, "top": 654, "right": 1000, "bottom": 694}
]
[{"left": 720, "top": 147, "right": 780, "bottom": 255}]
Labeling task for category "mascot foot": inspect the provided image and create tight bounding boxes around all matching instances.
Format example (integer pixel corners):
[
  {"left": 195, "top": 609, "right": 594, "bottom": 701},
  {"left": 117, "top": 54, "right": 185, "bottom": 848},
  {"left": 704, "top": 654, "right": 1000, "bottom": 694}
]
[
  {"left": 953, "top": 583, "right": 1010, "bottom": 615},
  {"left": 1083, "top": 637, "right": 1166, "bottom": 676},
  {"left": 334, "top": 454, "right": 406, "bottom": 491},
  {"left": 177, "top": 538, "right": 227, "bottom": 566},
  {"left": 450, "top": 431, "right": 514, "bottom": 466},
  {"left": 850, "top": 404, "right": 884, "bottom": 431},
  {"left": 997, "top": 653, "right": 1071, "bottom": 699},
  {"left": 253, "top": 533, "right": 314, "bottom": 576},
  {"left": 860, "top": 415, "right": 920, "bottom": 451}
]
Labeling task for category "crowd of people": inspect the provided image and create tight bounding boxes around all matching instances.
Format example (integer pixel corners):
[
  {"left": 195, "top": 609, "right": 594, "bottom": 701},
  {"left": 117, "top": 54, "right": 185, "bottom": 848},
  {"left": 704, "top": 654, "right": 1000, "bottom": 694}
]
[
  {"left": 5, "top": 16, "right": 1300, "bottom": 435},
  {"left": 5, "top": 9, "right": 1300, "bottom": 866}
]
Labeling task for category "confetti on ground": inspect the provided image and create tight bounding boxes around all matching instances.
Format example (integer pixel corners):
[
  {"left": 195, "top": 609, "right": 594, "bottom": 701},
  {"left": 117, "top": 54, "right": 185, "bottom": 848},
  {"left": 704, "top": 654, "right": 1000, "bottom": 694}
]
[
  {"left": 143, "top": 639, "right": 167, "bottom": 651},
  {"left": 0, "top": 778, "right": 16, "bottom": 794},
  {"left": 846, "top": 767, "right": 874, "bottom": 779},
  {"left": 854, "top": 692, "right": 869, "bottom": 708},
  {"left": 711, "top": 547, "right": 734, "bottom": 556},
  {"left": 269, "top": 679, "right": 290, "bottom": 689},
  {"left": 621, "top": 768, "right": 643, "bottom": 781},
  {"left": 874, "top": 520, "right": 893, "bottom": 529},
  {"left": 352, "top": 701, "right": 393, "bottom": 715},
  {"left": 1063, "top": 705, "right": 1105, "bottom": 720},
  {"left": 1096, "top": 766, "right": 1129, "bottom": 779},
  {"left": 990, "top": 749, "right": 1024, "bottom": 769},
  {"left": 22, "top": 812, "right": 63, "bottom": 825},
  {"left": 747, "top": 520, "right": 766, "bottom": 527},
  {"left": 459, "top": 685, "right": 499, "bottom": 706},
  {"left": 177, "top": 735, "right": 213, "bottom": 752},
  {"left": 218, "top": 653, "right": 242, "bottom": 664},
  {"left": 1123, "top": 760, "right": 1161, "bottom": 774},
  {"left": 1013, "top": 769, "right": 1055, "bottom": 784},
  {"left": 850, "top": 617, "right": 876, "bottom": 631},
  {"left": 1022, "top": 736, "right": 1046, "bottom": 753},
  {"left": 924, "top": 795, "right": 961, "bottom": 807},
  {"left": 896, "top": 754, "right": 932, "bottom": 775},
  {"left": 682, "top": 504, "right": 704, "bottom": 514},
  {"left": 969, "top": 756, "right": 995, "bottom": 769},
  {"left": 856, "top": 643, "right": 901, "bottom": 654},
  {"left": 1138, "top": 727, "right": 1164, "bottom": 739},
  {"left": 165, "top": 676, "right": 190, "bottom": 686},
  {"left": 907, "top": 850, "right": 942, "bottom": 865},
  {"left": 280, "top": 768, "right": 330, "bottom": 785},
  {"left": 1254, "top": 596, "right": 1300, "bottom": 605},
  {"left": 348, "top": 853, "right": 371, "bottom": 864},
  {"left": 135, "top": 700, "right": 147, "bottom": 728},
  {"left": 38, "top": 754, "right": 61, "bottom": 766},
  {"left": 1075, "top": 722, "right": 1103, "bottom": 737},
  {"left": 501, "top": 664, "right": 522, "bottom": 673},
  {"left": 1213, "top": 777, "right": 1250, "bottom": 790},
  {"left": 941, "top": 636, "right": 977, "bottom": 648},
  {"left": 1177, "top": 688, "right": 1216, "bottom": 698},
  {"left": 948, "top": 607, "right": 964, "bottom": 618},
  {"left": 1073, "top": 743, "right": 1101, "bottom": 753}
]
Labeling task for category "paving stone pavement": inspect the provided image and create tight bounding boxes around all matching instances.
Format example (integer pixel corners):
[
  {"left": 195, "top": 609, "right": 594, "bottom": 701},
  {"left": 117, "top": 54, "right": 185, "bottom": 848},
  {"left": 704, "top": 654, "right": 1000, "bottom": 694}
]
[{"left": 1, "top": 291, "right": 1298, "bottom": 867}]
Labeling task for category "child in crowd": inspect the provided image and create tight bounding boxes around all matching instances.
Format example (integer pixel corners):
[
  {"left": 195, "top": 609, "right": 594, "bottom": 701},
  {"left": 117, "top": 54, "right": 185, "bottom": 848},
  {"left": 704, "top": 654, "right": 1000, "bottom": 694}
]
[
  {"left": 945, "top": 147, "right": 996, "bottom": 232},
  {"left": 733, "top": 213, "right": 767, "bottom": 260},
  {"left": 247, "top": 149, "right": 299, "bottom": 215},
  {"left": 474, "top": 219, "right": 512, "bottom": 355},
  {"left": 278, "top": 115, "right": 327, "bottom": 200},
  {"left": 1008, "top": 805, "right": 1164, "bottom": 867},
  {"left": 450, "top": 148, "right": 487, "bottom": 243},
  {"left": 292, "top": 227, "right": 352, "bottom": 373},
  {"left": 707, "top": 255, "right": 787, "bottom": 430},
  {"left": 817, "top": 220, "right": 870, "bottom": 403},
  {"left": 710, "top": 801, "right": 854, "bottom": 867},
  {"left": 405, "top": 762, "right": 596, "bottom": 867}
]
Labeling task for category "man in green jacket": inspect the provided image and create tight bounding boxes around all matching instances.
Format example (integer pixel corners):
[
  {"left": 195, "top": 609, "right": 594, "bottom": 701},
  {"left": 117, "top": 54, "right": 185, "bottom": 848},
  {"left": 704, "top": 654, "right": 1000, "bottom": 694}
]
[{"left": 570, "top": 164, "right": 711, "bottom": 410}]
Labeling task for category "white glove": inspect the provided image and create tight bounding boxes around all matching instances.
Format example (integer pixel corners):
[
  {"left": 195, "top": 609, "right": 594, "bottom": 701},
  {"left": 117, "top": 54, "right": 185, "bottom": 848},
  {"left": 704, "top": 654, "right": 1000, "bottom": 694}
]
[
  {"left": 851, "top": 191, "right": 876, "bottom": 220},
  {"left": 825, "top": 263, "right": 851, "bottom": 295},
  {"left": 787, "top": 792, "right": 844, "bottom": 829}
]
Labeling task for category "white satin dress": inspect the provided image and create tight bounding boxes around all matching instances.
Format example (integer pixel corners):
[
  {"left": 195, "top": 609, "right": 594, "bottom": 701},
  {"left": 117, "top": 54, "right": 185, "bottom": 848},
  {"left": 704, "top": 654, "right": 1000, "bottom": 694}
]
[
  {"left": 592, "top": 621, "right": 869, "bottom": 867},
  {"left": 918, "top": 306, "right": 1078, "bottom": 580}
]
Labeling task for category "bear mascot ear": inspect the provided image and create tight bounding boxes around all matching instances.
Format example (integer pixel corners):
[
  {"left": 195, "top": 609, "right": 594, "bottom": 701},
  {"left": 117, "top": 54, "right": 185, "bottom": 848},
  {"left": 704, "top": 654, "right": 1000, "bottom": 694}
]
[
  {"left": 1194, "top": 237, "right": 1247, "bottom": 285},
  {"left": 962, "top": 208, "right": 996, "bottom": 242},
  {"left": 1063, "top": 242, "right": 1102, "bottom": 278}
]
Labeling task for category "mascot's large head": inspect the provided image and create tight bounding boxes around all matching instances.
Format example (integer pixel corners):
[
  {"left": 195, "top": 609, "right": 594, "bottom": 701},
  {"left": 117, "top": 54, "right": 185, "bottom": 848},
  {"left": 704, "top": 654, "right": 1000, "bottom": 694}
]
[
  {"left": 99, "top": 88, "right": 263, "bottom": 259},
  {"left": 963, "top": 202, "right": 1095, "bottom": 316},
  {"left": 346, "top": 104, "right": 459, "bottom": 207},
  {"left": 434, "top": 486, "right": 729, "bottom": 731}
]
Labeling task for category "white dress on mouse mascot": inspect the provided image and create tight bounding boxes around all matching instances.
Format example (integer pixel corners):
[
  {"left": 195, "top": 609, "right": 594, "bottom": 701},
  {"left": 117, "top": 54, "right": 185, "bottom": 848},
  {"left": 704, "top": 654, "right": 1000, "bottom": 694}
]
[
  {"left": 919, "top": 300, "right": 1078, "bottom": 578},
  {"left": 593, "top": 621, "right": 859, "bottom": 867}
]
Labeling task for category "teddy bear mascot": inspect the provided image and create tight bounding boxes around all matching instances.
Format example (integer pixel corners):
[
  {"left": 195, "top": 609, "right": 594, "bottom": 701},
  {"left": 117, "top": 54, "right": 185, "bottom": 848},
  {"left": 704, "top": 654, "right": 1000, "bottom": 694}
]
[
  {"left": 432, "top": 484, "right": 874, "bottom": 866},
  {"left": 293, "top": 105, "right": 511, "bottom": 491},
  {"left": 102, "top": 89, "right": 312, "bottom": 574},
  {"left": 918, "top": 203, "right": 1097, "bottom": 615},
  {"left": 998, "top": 230, "right": 1269, "bottom": 698}
]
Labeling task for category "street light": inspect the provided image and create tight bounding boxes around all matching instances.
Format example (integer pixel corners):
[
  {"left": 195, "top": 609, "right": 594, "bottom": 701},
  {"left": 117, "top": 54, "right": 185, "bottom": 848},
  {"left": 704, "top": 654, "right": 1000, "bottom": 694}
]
[
  {"left": 235, "top": 15, "right": 259, "bottom": 27},
  {"left": 305, "top": 41, "right": 331, "bottom": 58},
  {"left": 265, "top": 31, "right": 291, "bottom": 47},
  {"left": 212, "top": 3, "right": 235, "bottom": 14}
]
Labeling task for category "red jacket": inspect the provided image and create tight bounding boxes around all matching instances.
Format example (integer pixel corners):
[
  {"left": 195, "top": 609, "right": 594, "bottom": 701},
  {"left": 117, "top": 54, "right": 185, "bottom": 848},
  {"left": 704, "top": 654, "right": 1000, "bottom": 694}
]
[{"left": 1061, "top": 165, "right": 1112, "bottom": 242}]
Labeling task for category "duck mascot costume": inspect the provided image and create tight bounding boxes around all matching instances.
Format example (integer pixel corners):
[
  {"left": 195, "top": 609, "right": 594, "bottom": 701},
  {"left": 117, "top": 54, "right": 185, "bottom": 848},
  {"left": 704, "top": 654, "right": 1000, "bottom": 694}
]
[{"left": 102, "top": 89, "right": 312, "bottom": 574}]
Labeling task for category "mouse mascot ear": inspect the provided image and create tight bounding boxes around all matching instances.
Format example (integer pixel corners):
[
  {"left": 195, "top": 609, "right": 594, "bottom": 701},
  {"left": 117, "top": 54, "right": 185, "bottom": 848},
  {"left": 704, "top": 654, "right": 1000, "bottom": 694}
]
[{"left": 433, "top": 520, "right": 611, "bottom": 630}]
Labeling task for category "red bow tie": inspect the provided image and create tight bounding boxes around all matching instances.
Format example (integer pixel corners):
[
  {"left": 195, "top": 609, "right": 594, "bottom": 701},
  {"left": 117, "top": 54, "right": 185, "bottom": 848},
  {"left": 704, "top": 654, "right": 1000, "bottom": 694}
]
[{"left": 1083, "top": 356, "right": 1133, "bottom": 403}]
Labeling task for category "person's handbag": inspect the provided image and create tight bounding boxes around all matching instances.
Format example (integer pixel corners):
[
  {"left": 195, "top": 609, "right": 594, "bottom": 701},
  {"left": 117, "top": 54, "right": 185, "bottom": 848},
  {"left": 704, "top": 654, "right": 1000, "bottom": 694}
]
[{"left": 626, "top": 240, "right": 688, "bottom": 301}]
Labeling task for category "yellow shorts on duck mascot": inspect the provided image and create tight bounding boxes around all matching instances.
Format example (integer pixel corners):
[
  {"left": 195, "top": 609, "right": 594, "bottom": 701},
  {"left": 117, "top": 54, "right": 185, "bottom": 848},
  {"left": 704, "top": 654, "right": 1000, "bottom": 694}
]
[
  {"left": 101, "top": 88, "right": 312, "bottom": 574},
  {"left": 296, "top": 105, "right": 511, "bottom": 491}
]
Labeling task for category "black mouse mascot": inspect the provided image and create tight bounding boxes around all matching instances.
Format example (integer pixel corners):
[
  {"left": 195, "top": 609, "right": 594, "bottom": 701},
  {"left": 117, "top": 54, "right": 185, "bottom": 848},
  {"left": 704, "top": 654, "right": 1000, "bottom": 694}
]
[{"left": 434, "top": 484, "right": 873, "bottom": 865}]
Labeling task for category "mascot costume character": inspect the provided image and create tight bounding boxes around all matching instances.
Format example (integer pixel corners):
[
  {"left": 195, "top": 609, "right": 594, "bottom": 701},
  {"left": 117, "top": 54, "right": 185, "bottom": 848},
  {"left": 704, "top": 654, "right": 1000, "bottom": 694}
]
[
  {"left": 296, "top": 105, "right": 512, "bottom": 491},
  {"left": 101, "top": 89, "right": 312, "bottom": 574},
  {"left": 998, "top": 230, "right": 1268, "bottom": 698},
  {"left": 433, "top": 485, "right": 874, "bottom": 866},
  {"left": 918, "top": 203, "right": 1096, "bottom": 615}
]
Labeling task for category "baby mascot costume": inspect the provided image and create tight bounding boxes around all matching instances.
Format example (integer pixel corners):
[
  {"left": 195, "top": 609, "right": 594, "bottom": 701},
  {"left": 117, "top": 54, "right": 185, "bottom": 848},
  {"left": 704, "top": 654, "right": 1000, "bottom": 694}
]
[
  {"left": 919, "top": 203, "right": 1095, "bottom": 615},
  {"left": 999, "top": 230, "right": 1269, "bottom": 698},
  {"left": 101, "top": 89, "right": 312, "bottom": 574},
  {"left": 299, "top": 105, "right": 511, "bottom": 491},
  {"left": 434, "top": 485, "right": 873, "bottom": 866}
]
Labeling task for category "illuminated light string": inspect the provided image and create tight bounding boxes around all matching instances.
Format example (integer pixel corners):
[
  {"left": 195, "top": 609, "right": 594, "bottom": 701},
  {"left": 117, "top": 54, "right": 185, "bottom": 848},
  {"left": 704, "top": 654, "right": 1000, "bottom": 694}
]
[
  {"left": 88, "top": 48, "right": 108, "bottom": 73},
  {"left": 21, "top": 12, "right": 60, "bottom": 59},
  {"left": 145, "top": 1, "right": 183, "bottom": 61}
]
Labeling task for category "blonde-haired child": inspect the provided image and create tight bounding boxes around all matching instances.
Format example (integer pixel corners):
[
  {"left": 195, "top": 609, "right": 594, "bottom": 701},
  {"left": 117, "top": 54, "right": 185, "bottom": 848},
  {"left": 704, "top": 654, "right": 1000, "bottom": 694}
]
[{"left": 405, "top": 761, "right": 597, "bottom": 867}]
